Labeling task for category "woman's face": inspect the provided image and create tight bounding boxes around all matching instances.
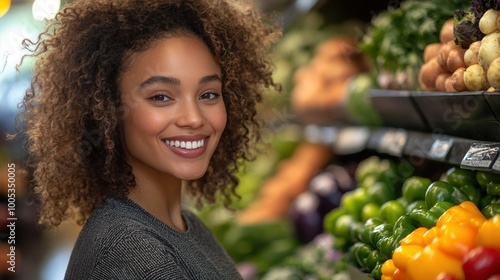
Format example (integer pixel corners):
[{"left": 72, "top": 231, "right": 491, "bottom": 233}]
[{"left": 119, "top": 35, "right": 226, "bottom": 181}]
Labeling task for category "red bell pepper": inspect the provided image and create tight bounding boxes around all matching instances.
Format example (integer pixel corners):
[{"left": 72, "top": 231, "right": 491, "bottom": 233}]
[{"left": 462, "top": 246, "right": 500, "bottom": 280}]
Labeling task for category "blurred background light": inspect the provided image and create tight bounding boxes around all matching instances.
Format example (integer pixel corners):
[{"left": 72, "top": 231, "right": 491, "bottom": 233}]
[
  {"left": 32, "top": 0, "right": 60, "bottom": 20},
  {"left": 0, "top": 0, "right": 11, "bottom": 17}
]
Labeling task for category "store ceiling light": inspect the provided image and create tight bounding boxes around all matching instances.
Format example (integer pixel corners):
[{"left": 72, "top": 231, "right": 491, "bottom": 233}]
[{"left": 32, "top": 0, "right": 60, "bottom": 20}]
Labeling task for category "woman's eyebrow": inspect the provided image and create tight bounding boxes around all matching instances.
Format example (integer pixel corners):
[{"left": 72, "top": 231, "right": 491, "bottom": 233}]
[
  {"left": 140, "top": 76, "right": 180, "bottom": 88},
  {"left": 199, "top": 74, "right": 222, "bottom": 84},
  {"left": 139, "top": 74, "right": 221, "bottom": 89}
]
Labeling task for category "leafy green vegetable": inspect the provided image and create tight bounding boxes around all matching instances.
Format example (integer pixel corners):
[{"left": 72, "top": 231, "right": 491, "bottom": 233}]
[{"left": 360, "top": 0, "right": 470, "bottom": 82}]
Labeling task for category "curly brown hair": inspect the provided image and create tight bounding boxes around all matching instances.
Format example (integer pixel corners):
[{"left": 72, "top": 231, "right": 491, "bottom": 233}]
[{"left": 17, "top": 0, "right": 281, "bottom": 227}]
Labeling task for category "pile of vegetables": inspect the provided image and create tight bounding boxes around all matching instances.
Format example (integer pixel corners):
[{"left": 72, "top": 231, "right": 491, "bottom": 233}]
[
  {"left": 360, "top": 0, "right": 470, "bottom": 90},
  {"left": 381, "top": 202, "right": 500, "bottom": 280},
  {"left": 418, "top": 1, "right": 500, "bottom": 92},
  {"left": 418, "top": 19, "right": 469, "bottom": 92},
  {"left": 323, "top": 156, "right": 500, "bottom": 279},
  {"left": 290, "top": 35, "right": 371, "bottom": 124},
  {"left": 323, "top": 156, "right": 413, "bottom": 277}
]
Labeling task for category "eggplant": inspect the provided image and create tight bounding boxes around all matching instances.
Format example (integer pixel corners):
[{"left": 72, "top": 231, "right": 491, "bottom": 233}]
[
  {"left": 309, "top": 165, "right": 356, "bottom": 216},
  {"left": 290, "top": 164, "right": 356, "bottom": 243},
  {"left": 289, "top": 191, "right": 323, "bottom": 244}
]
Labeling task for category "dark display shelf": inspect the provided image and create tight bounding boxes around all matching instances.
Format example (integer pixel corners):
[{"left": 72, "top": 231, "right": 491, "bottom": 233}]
[
  {"left": 304, "top": 125, "right": 500, "bottom": 173},
  {"left": 369, "top": 89, "right": 500, "bottom": 142}
]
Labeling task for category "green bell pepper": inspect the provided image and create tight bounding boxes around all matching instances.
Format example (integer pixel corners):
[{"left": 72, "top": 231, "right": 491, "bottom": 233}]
[
  {"left": 365, "top": 249, "right": 386, "bottom": 273},
  {"left": 355, "top": 156, "right": 383, "bottom": 183},
  {"left": 377, "top": 162, "right": 401, "bottom": 190},
  {"left": 368, "top": 223, "right": 393, "bottom": 249},
  {"left": 486, "top": 182, "right": 500, "bottom": 196},
  {"left": 349, "top": 221, "right": 363, "bottom": 243},
  {"left": 482, "top": 203, "right": 500, "bottom": 219},
  {"left": 396, "top": 196, "right": 409, "bottom": 209},
  {"left": 332, "top": 214, "right": 356, "bottom": 240},
  {"left": 341, "top": 188, "right": 371, "bottom": 221},
  {"left": 446, "top": 167, "right": 477, "bottom": 187},
  {"left": 392, "top": 214, "right": 417, "bottom": 233},
  {"left": 361, "top": 202, "right": 381, "bottom": 222},
  {"left": 445, "top": 167, "right": 483, "bottom": 204},
  {"left": 377, "top": 214, "right": 417, "bottom": 259},
  {"left": 476, "top": 170, "right": 500, "bottom": 190},
  {"left": 370, "top": 263, "right": 383, "bottom": 280},
  {"left": 460, "top": 184, "right": 483, "bottom": 205},
  {"left": 349, "top": 242, "right": 375, "bottom": 272},
  {"left": 406, "top": 200, "right": 427, "bottom": 213},
  {"left": 359, "top": 217, "right": 384, "bottom": 245},
  {"left": 479, "top": 195, "right": 500, "bottom": 210},
  {"left": 323, "top": 207, "right": 347, "bottom": 235},
  {"left": 368, "top": 181, "right": 397, "bottom": 206},
  {"left": 379, "top": 200, "right": 406, "bottom": 225},
  {"left": 424, "top": 180, "right": 470, "bottom": 208},
  {"left": 409, "top": 200, "right": 455, "bottom": 228},
  {"left": 402, "top": 176, "right": 432, "bottom": 202}
]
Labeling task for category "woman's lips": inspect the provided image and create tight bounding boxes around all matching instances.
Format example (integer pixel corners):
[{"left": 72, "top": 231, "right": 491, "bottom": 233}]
[{"left": 163, "top": 136, "right": 209, "bottom": 158}]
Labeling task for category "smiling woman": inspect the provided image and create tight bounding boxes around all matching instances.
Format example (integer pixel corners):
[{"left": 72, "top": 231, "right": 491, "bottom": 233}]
[{"left": 12, "top": 0, "right": 281, "bottom": 279}]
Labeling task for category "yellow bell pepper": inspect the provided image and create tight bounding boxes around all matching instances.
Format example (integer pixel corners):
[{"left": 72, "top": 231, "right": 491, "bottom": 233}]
[
  {"left": 407, "top": 243, "right": 464, "bottom": 280},
  {"left": 436, "top": 201, "right": 486, "bottom": 228},
  {"left": 477, "top": 214, "right": 500, "bottom": 249},
  {"left": 435, "top": 222, "right": 478, "bottom": 260},
  {"left": 381, "top": 259, "right": 397, "bottom": 280},
  {"left": 383, "top": 201, "right": 489, "bottom": 280},
  {"left": 400, "top": 227, "right": 427, "bottom": 247}
]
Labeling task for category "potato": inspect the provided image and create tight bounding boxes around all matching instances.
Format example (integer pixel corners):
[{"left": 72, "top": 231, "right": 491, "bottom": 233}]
[
  {"left": 479, "top": 31, "right": 500, "bottom": 71},
  {"left": 447, "top": 47, "right": 466, "bottom": 72},
  {"left": 464, "top": 64, "right": 490, "bottom": 91},
  {"left": 440, "top": 18, "right": 455, "bottom": 44},
  {"left": 424, "top": 43, "right": 442, "bottom": 62},
  {"left": 435, "top": 72, "right": 451, "bottom": 92},
  {"left": 438, "top": 40, "right": 456, "bottom": 72},
  {"left": 419, "top": 57, "right": 446, "bottom": 91},
  {"left": 464, "top": 41, "right": 481, "bottom": 67},
  {"left": 444, "top": 76, "right": 457, "bottom": 92},
  {"left": 451, "top": 67, "right": 467, "bottom": 92},
  {"left": 480, "top": 9, "right": 500, "bottom": 35},
  {"left": 487, "top": 56, "right": 500, "bottom": 88}
]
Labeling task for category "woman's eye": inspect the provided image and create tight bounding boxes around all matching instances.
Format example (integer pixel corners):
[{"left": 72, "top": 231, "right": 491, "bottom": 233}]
[
  {"left": 200, "top": 92, "right": 220, "bottom": 100},
  {"left": 149, "top": 94, "right": 171, "bottom": 102}
]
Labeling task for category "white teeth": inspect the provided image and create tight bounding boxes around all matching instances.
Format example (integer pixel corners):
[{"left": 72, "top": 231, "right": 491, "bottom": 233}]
[{"left": 165, "top": 139, "right": 205, "bottom": 150}]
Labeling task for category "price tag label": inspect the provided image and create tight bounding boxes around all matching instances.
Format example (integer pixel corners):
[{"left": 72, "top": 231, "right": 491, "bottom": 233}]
[
  {"left": 378, "top": 129, "right": 408, "bottom": 156},
  {"left": 461, "top": 143, "right": 500, "bottom": 170},
  {"left": 335, "top": 127, "right": 370, "bottom": 154},
  {"left": 428, "top": 139, "right": 453, "bottom": 160},
  {"left": 303, "top": 125, "right": 338, "bottom": 145}
]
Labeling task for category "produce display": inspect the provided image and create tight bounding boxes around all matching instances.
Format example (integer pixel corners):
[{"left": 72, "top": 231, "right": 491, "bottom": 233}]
[
  {"left": 418, "top": 1, "right": 500, "bottom": 92},
  {"left": 381, "top": 202, "right": 500, "bottom": 280},
  {"left": 197, "top": 0, "right": 500, "bottom": 279},
  {"left": 290, "top": 35, "right": 370, "bottom": 124},
  {"left": 323, "top": 155, "right": 500, "bottom": 280},
  {"left": 359, "top": 0, "right": 470, "bottom": 90}
]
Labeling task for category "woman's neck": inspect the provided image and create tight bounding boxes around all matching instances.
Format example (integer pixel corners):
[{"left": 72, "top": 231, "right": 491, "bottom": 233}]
[{"left": 127, "top": 164, "right": 186, "bottom": 232}]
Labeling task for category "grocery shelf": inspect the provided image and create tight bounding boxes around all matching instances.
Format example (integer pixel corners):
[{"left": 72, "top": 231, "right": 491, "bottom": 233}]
[
  {"left": 370, "top": 89, "right": 500, "bottom": 142},
  {"left": 303, "top": 124, "right": 500, "bottom": 173}
]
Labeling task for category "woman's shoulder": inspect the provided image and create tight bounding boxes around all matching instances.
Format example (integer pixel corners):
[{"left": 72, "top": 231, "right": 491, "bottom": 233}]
[{"left": 65, "top": 198, "right": 178, "bottom": 279}]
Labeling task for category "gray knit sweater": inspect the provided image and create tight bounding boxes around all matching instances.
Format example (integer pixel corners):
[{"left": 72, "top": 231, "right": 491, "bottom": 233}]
[{"left": 64, "top": 198, "right": 243, "bottom": 280}]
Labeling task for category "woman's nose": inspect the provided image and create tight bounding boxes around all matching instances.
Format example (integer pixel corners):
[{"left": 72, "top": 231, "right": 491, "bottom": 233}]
[{"left": 175, "top": 100, "right": 205, "bottom": 128}]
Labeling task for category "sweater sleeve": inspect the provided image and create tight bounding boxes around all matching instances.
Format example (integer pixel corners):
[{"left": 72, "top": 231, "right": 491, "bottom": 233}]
[{"left": 88, "top": 231, "right": 190, "bottom": 280}]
